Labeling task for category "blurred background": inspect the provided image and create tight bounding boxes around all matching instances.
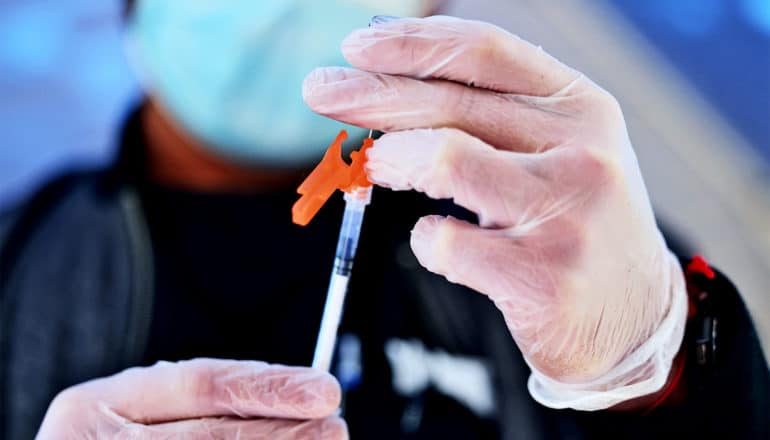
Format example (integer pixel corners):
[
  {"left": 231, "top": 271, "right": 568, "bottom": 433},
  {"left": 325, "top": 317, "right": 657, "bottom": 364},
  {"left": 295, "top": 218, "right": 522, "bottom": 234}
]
[{"left": 1, "top": 0, "right": 768, "bottom": 356}]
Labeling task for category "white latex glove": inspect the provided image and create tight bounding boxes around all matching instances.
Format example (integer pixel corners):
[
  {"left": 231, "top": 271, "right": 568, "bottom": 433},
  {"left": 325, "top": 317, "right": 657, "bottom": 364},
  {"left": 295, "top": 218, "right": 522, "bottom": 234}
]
[
  {"left": 303, "top": 16, "right": 687, "bottom": 410},
  {"left": 36, "top": 359, "right": 347, "bottom": 439}
]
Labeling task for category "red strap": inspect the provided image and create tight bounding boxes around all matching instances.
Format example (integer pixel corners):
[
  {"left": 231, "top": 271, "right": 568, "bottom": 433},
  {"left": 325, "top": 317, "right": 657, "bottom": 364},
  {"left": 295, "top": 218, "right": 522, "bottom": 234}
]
[
  {"left": 687, "top": 255, "right": 715, "bottom": 279},
  {"left": 643, "top": 255, "right": 714, "bottom": 414},
  {"left": 642, "top": 350, "right": 687, "bottom": 415}
]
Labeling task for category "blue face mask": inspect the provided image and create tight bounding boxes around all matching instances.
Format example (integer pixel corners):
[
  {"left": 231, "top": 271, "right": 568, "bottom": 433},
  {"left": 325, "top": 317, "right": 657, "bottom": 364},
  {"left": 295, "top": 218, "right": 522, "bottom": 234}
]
[{"left": 126, "top": 0, "right": 425, "bottom": 166}]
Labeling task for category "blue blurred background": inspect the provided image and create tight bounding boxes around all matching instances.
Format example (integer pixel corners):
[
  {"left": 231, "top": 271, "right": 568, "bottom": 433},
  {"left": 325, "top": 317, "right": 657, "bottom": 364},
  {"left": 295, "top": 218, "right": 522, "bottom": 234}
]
[
  {"left": 613, "top": 0, "right": 770, "bottom": 160},
  {"left": 0, "top": 0, "right": 137, "bottom": 207}
]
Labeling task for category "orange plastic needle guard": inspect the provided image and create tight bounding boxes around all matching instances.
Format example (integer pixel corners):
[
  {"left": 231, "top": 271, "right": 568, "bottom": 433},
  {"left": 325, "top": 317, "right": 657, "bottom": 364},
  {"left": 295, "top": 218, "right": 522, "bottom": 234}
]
[{"left": 292, "top": 130, "right": 374, "bottom": 226}]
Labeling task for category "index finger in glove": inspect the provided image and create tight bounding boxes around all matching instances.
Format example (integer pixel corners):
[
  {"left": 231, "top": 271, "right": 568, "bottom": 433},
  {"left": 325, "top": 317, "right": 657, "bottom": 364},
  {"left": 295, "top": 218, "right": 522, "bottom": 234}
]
[
  {"left": 342, "top": 16, "right": 579, "bottom": 96},
  {"left": 366, "top": 128, "right": 603, "bottom": 227},
  {"left": 303, "top": 67, "right": 584, "bottom": 153},
  {"left": 71, "top": 359, "right": 341, "bottom": 424}
]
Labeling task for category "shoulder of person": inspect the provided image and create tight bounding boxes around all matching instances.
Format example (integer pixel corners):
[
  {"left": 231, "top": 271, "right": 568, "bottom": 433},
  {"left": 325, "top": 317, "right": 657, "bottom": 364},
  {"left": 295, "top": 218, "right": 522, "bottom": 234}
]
[{"left": 0, "top": 167, "right": 123, "bottom": 262}]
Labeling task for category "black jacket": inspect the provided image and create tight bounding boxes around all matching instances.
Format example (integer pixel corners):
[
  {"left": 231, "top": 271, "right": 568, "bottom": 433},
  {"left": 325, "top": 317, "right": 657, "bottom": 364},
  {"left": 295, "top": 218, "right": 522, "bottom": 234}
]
[{"left": 1, "top": 111, "right": 768, "bottom": 439}]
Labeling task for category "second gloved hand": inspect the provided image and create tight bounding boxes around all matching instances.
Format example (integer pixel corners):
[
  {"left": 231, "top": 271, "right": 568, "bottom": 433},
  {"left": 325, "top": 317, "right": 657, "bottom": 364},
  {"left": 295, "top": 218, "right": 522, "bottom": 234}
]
[
  {"left": 36, "top": 359, "right": 347, "bottom": 439},
  {"left": 303, "top": 16, "right": 688, "bottom": 410}
]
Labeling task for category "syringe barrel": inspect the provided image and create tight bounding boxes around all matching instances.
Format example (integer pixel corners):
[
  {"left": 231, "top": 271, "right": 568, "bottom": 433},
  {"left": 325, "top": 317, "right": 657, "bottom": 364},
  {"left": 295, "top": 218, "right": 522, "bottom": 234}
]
[
  {"left": 312, "top": 187, "right": 372, "bottom": 371},
  {"left": 333, "top": 187, "right": 372, "bottom": 276}
]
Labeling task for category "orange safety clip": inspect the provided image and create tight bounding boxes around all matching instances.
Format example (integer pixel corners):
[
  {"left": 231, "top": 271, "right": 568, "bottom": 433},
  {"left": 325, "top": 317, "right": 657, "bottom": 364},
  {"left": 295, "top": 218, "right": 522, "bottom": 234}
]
[{"left": 292, "top": 130, "right": 374, "bottom": 226}]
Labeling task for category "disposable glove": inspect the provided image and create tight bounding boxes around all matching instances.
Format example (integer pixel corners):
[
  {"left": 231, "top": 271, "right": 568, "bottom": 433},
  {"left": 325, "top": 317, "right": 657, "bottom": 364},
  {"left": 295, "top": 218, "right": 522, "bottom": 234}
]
[
  {"left": 303, "top": 16, "right": 687, "bottom": 410},
  {"left": 36, "top": 359, "right": 347, "bottom": 439}
]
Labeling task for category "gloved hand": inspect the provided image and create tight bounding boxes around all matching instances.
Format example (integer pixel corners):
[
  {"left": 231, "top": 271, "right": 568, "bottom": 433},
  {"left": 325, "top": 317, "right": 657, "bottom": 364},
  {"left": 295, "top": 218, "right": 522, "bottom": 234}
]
[
  {"left": 36, "top": 359, "right": 347, "bottom": 439},
  {"left": 303, "top": 16, "right": 688, "bottom": 410}
]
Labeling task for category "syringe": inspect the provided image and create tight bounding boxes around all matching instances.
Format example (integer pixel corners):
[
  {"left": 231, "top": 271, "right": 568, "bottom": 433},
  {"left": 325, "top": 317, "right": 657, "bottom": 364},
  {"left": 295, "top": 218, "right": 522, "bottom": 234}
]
[
  {"left": 292, "top": 128, "right": 374, "bottom": 371},
  {"left": 311, "top": 176, "right": 373, "bottom": 371}
]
